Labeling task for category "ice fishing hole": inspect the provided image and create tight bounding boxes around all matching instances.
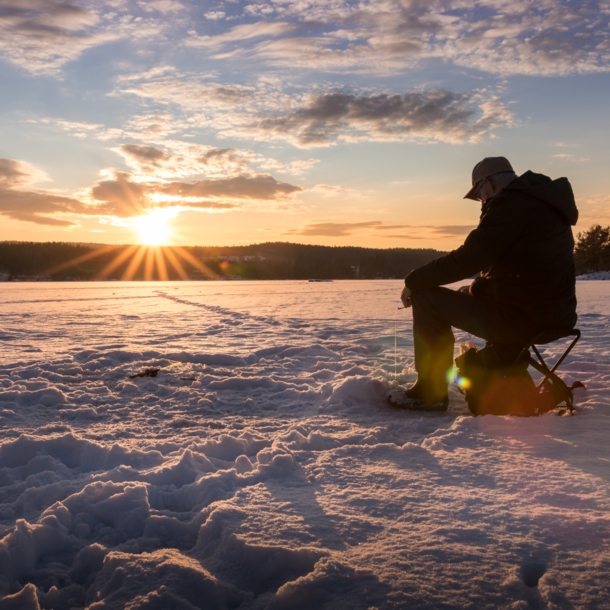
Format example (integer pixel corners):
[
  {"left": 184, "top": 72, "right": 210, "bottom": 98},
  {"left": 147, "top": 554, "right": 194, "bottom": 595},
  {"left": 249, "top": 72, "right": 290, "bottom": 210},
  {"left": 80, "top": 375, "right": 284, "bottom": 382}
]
[{"left": 520, "top": 562, "right": 547, "bottom": 588}]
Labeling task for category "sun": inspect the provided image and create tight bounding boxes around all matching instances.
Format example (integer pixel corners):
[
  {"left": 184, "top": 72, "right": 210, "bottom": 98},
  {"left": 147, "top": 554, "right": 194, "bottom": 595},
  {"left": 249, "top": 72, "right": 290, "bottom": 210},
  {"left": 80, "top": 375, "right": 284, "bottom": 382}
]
[{"left": 134, "top": 210, "right": 174, "bottom": 245}]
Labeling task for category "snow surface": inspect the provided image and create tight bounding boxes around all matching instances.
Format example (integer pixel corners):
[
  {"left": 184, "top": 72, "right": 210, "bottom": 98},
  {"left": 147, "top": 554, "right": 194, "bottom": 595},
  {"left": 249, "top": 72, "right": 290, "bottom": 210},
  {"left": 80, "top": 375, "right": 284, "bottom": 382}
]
[
  {"left": 0, "top": 280, "right": 608, "bottom": 610},
  {"left": 577, "top": 272, "right": 610, "bottom": 281}
]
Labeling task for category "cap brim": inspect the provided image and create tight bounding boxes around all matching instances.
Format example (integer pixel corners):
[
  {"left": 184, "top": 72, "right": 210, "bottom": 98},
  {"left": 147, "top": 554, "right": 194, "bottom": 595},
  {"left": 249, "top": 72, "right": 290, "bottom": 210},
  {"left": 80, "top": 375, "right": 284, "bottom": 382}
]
[{"left": 463, "top": 185, "right": 479, "bottom": 201}]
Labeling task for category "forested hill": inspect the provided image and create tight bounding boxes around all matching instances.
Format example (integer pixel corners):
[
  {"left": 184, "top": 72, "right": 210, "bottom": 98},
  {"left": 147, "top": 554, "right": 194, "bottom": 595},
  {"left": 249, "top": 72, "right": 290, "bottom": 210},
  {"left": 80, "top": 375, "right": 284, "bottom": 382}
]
[{"left": 0, "top": 241, "right": 447, "bottom": 281}]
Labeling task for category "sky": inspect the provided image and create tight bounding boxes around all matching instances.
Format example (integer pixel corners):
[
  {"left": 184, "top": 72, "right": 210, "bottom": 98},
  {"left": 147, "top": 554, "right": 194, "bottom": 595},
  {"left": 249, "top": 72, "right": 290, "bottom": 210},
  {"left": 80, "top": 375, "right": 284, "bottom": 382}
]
[{"left": 1, "top": 0, "right": 609, "bottom": 250}]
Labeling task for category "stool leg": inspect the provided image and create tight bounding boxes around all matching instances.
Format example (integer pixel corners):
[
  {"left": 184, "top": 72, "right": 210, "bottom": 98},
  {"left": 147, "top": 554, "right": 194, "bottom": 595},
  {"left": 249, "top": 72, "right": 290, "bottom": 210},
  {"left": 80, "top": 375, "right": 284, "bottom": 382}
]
[{"left": 528, "top": 357, "right": 574, "bottom": 413}]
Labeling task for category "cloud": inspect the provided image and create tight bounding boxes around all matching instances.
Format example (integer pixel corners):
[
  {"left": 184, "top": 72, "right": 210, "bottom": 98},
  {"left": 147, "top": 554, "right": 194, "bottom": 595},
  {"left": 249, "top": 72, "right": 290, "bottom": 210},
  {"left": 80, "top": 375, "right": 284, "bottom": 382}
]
[
  {"left": 378, "top": 225, "right": 477, "bottom": 240},
  {"left": 285, "top": 220, "right": 476, "bottom": 238},
  {"left": 187, "top": 21, "right": 296, "bottom": 48},
  {"left": 162, "top": 174, "right": 303, "bottom": 200},
  {"left": 204, "top": 11, "right": 225, "bottom": 20},
  {"left": 114, "top": 71, "right": 513, "bottom": 147},
  {"left": 114, "top": 143, "right": 261, "bottom": 179},
  {"left": 4, "top": 0, "right": 607, "bottom": 77},
  {"left": 36, "top": 117, "right": 125, "bottom": 141},
  {"left": 310, "top": 184, "right": 349, "bottom": 194},
  {"left": 446, "top": 1, "right": 610, "bottom": 76},
  {"left": 235, "top": 89, "right": 514, "bottom": 147},
  {"left": 34, "top": 111, "right": 319, "bottom": 180},
  {"left": 184, "top": 0, "right": 610, "bottom": 77},
  {"left": 117, "top": 73, "right": 254, "bottom": 112},
  {"left": 575, "top": 194, "right": 610, "bottom": 227},
  {"left": 0, "top": 190, "right": 81, "bottom": 226},
  {"left": 116, "top": 144, "right": 175, "bottom": 176},
  {"left": 0, "top": 158, "right": 46, "bottom": 188},
  {"left": 89, "top": 170, "right": 303, "bottom": 216},
  {"left": 257, "top": 157, "right": 320, "bottom": 175},
  {"left": 285, "top": 221, "right": 382, "bottom": 237},
  {"left": 37, "top": 113, "right": 183, "bottom": 142},
  {"left": 0, "top": 157, "right": 304, "bottom": 226},
  {"left": 88, "top": 170, "right": 303, "bottom": 216},
  {"left": 0, "top": 158, "right": 81, "bottom": 225},
  {"left": 281, "top": 158, "right": 320, "bottom": 175},
  {"left": 0, "top": 0, "right": 110, "bottom": 74},
  {"left": 0, "top": 0, "right": 170, "bottom": 75},
  {"left": 89, "top": 172, "right": 150, "bottom": 217},
  {"left": 121, "top": 113, "right": 185, "bottom": 140},
  {"left": 139, "top": 0, "right": 185, "bottom": 12},
  {"left": 552, "top": 153, "right": 590, "bottom": 163}
]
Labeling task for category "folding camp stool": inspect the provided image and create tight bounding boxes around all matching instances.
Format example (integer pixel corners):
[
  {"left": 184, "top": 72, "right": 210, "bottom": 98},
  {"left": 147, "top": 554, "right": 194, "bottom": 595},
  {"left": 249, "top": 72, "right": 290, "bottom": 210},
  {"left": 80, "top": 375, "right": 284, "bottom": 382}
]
[{"left": 516, "top": 329, "right": 582, "bottom": 414}]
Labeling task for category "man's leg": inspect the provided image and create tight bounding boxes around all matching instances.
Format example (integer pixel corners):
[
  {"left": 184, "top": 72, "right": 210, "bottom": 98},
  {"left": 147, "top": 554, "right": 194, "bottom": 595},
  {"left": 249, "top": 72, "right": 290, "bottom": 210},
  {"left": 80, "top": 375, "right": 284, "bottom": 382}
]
[{"left": 410, "top": 287, "right": 490, "bottom": 402}]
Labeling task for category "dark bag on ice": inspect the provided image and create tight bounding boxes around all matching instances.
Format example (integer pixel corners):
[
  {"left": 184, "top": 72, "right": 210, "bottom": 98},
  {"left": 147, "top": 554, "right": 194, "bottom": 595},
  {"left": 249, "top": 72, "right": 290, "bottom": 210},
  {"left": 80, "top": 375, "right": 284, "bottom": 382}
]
[{"left": 454, "top": 343, "right": 545, "bottom": 416}]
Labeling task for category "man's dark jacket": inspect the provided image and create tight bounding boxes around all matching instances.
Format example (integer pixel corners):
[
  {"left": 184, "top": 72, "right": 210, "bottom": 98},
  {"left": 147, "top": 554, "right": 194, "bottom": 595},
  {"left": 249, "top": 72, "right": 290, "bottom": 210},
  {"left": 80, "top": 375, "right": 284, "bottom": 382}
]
[{"left": 405, "top": 171, "right": 578, "bottom": 342}]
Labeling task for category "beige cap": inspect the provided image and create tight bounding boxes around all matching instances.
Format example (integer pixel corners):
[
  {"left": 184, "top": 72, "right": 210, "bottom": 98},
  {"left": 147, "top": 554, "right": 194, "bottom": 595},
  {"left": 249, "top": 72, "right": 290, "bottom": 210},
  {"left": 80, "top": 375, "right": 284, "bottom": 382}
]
[{"left": 464, "top": 156, "right": 514, "bottom": 200}]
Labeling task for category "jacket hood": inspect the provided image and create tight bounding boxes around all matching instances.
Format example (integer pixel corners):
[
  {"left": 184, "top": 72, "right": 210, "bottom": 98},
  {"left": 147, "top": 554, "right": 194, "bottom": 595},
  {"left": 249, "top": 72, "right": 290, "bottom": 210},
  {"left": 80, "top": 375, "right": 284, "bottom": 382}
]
[{"left": 504, "top": 170, "right": 579, "bottom": 226}]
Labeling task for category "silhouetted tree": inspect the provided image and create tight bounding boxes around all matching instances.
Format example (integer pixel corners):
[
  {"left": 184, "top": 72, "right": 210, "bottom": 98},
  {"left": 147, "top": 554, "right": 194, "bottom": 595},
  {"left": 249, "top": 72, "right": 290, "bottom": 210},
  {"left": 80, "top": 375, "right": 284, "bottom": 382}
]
[{"left": 574, "top": 225, "right": 610, "bottom": 274}]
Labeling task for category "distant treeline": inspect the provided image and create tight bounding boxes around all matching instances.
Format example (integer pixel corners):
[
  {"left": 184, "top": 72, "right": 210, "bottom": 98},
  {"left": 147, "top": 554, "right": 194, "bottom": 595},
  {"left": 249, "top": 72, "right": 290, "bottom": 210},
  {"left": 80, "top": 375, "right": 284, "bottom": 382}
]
[{"left": 0, "top": 241, "right": 447, "bottom": 281}]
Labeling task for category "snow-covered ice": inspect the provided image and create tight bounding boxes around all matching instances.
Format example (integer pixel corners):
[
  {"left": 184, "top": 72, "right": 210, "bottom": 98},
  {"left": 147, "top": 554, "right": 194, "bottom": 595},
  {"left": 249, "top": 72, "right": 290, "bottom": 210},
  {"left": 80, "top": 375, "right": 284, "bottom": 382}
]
[
  {"left": 0, "top": 280, "right": 608, "bottom": 609},
  {"left": 577, "top": 272, "right": 610, "bottom": 281}
]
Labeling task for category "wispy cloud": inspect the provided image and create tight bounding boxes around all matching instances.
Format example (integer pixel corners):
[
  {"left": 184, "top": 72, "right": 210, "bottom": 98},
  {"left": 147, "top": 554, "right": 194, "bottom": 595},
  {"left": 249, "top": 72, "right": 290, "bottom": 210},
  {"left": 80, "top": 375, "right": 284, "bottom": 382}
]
[
  {"left": 285, "top": 220, "right": 383, "bottom": 237},
  {"left": 0, "top": 0, "right": 101, "bottom": 74},
  {"left": 0, "top": 0, "right": 158, "bottom": 75},
  {"left": 257, "top": 157, "right": 320, "bottom": 175},
  {"left": 184, "top": 0, "right": 610, "bottom": 77},
  {"left": 378, "top": 225, "right": 477, "bottom": 240},
  {"left": 187, "top": 21, "right": 296, "bottom": 48},
  {"left": 575, "top": 194, "right": 610, "bottom": 227},
  {"left": 138, "top": 0, "right": 186, "bottom": 13},
  {"left": 285, "top": 220, "right": 476, "bottom": 238},
  {"left": 116, "top": 72, "right": 254, "bottom": 112},
  {"left": 3, "top": 1, "right": 608, "bottom": 78},
  {"left": 552, "top": 153, "right": 590, "bottom": 163}
]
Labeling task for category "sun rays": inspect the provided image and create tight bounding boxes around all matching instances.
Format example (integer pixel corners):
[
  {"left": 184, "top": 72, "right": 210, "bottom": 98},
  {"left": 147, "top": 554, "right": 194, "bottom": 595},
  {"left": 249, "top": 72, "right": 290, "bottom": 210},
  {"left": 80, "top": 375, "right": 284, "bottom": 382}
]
[{"left": 44, "top": 244, "right": 216, "bottom": 282}]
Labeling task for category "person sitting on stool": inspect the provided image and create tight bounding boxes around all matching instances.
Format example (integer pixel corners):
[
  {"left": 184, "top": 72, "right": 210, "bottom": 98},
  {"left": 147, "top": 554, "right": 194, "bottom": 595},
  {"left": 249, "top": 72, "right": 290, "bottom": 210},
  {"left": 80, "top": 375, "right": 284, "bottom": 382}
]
[{"left": 392, "top": 156, "right": 578, "bottom": 412}]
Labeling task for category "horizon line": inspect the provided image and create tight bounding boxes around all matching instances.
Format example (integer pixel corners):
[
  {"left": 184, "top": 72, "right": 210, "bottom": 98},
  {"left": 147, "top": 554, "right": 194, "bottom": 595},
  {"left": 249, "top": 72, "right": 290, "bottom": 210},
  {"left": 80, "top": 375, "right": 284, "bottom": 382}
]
[{"left": 0, "top": 240, "right": 447, "bottom": 252}]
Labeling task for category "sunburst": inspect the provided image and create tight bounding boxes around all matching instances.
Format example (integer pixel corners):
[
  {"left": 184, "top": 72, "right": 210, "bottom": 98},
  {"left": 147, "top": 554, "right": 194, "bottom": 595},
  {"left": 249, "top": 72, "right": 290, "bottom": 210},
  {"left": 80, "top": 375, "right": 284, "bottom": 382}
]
[
  {"left": 44, "top": 244, "right": 216, "bottom": 281},
  {"left": 134, "top": 210, "right": 175, "bottom": 246}
]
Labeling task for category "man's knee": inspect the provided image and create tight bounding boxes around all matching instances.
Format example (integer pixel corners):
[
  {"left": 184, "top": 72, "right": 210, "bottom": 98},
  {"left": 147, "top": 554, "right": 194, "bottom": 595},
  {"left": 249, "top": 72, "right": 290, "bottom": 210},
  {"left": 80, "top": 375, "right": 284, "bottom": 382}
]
[
  {"left": 411, "top": 287, "right": 451, "bottom": 314},
  {"left": 411, "top": 287, "right": 488, "bottom": 339},
  {"left": 411, "top": 287, "right": 435, "bottom": 306}
]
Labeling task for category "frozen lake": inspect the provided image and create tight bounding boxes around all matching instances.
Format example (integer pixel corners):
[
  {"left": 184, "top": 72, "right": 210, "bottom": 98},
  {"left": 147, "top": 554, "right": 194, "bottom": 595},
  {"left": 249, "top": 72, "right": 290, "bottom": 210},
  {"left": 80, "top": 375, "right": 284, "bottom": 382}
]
[{"left": 0, "top": 280, "right": 609, "bottom": 609}]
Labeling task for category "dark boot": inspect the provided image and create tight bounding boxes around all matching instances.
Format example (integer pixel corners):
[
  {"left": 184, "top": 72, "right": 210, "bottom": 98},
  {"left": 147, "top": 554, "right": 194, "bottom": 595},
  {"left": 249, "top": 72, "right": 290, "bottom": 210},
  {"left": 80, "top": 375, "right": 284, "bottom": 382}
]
[{"left": 387, "top": 379, "right": 448, "bottom": 412}]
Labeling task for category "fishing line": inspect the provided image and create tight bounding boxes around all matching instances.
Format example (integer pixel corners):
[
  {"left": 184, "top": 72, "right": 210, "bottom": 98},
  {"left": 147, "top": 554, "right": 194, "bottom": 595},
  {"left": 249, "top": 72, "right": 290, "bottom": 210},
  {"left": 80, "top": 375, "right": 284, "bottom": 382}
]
[
  {"left": 394, "top": 309, "right": 397, "bottom": 380},
  {"left": 395, "top": 305, "right": 405, "bottom": 381}
]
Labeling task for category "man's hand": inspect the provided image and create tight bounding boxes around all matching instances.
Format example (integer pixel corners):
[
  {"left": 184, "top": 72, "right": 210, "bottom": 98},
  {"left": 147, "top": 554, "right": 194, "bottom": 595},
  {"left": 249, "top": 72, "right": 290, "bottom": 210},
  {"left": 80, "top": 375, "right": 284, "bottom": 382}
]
[
  {"left": 457, "top": 284, "right": 472, "bottom": 294},
  {"left": 400, "top": 285, "right": 412, "bottom": 308}
]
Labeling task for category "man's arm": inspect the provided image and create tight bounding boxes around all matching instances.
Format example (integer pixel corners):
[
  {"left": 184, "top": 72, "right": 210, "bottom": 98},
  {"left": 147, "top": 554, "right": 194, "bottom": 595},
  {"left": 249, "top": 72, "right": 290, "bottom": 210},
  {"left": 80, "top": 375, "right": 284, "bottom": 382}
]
[
  {"left": 405, "top": 195, "right": 524, "bottom": 291},
  {"left": 405, "top": 233, "right": 491, "bottom": 291},
  {"left": 400, "top": 285, "right": 412, "bottom": 308}
]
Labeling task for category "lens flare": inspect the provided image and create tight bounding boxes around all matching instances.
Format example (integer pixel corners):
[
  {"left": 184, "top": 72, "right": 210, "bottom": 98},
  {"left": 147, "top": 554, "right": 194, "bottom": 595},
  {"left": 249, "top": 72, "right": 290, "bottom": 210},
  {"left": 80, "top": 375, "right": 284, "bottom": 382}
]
[
  {"left": 457, "top": 376, "right": 472, "bottom": 390},
  {"left": 446, "top": 366, "right": 458, "bottom": 384}
]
